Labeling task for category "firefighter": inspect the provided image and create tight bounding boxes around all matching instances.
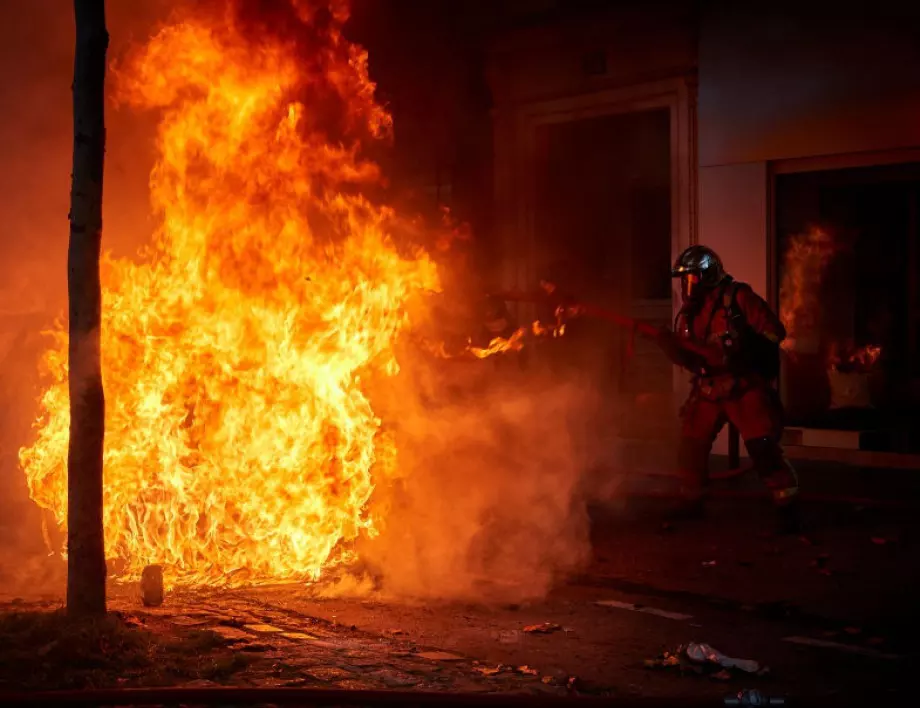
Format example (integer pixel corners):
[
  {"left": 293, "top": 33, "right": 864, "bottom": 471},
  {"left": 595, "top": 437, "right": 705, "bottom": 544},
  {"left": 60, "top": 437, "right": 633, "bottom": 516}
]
[{"left": 661, "top": 245, "right": 800, "bottom": 532}]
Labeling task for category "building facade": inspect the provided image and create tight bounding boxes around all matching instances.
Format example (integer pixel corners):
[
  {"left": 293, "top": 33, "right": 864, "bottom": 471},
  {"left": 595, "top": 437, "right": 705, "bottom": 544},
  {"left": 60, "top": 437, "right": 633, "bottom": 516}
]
[{"left": 485, "top": 0, "right": 920, "bottom": 459}]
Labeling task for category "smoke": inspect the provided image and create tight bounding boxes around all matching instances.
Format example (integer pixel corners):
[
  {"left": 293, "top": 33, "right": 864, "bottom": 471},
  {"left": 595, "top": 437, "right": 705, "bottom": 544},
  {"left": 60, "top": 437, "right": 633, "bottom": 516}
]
[{"left": 347, "top": 339, "right": 607, "bottom": 603}]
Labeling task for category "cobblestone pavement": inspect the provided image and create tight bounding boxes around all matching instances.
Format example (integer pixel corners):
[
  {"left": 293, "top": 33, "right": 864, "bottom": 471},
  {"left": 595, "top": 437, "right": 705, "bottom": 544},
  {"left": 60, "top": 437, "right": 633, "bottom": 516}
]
[{"left": 104, "top": 589, "right": 567, "bottom": 695}]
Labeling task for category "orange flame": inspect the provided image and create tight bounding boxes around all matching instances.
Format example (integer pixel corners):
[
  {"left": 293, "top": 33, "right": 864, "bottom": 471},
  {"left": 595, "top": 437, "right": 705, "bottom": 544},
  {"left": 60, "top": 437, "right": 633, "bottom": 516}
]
[
  {"left": 828, "top": 343, "right": 882, "bottom": 374},
  {"left": 778, "top": 227, "right": 837, "bottom": 352},
  {"left": 19, "top": 2, "right": 442, "bottom": 587},
  {"left": 469, "top": 321, "right": 564, "bottom": 359}
]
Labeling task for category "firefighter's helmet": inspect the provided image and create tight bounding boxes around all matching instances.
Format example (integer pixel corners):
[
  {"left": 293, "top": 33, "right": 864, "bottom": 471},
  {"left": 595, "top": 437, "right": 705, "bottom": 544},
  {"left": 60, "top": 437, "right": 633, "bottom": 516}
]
[{"left": 671, "top": 245, "right": 726, "bottom": 302}]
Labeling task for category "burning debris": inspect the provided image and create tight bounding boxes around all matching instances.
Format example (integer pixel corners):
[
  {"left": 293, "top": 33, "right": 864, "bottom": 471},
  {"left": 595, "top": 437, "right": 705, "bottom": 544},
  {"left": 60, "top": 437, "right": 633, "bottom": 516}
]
[
  {"left": 827, "top": 343, "right": 882, "bottom": 409},
  {"left": 644, "top": 642, "right": 768, "bottom": 679},
  {"left": 828, "top": 343, "right": 882, "bottom": 375}
]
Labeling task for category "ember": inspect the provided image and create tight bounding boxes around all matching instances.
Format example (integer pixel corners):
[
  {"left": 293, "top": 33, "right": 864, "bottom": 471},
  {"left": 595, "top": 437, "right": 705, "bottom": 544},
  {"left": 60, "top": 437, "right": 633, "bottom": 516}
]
[{"left": 19, "top": 1, "right": 444, "bottom": 587}]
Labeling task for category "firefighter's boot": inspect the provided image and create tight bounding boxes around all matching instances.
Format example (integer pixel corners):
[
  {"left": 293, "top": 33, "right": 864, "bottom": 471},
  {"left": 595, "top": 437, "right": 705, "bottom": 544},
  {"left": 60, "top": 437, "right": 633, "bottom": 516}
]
[{"left": 746, "top": 436, "right": 801, "bottom": 535}]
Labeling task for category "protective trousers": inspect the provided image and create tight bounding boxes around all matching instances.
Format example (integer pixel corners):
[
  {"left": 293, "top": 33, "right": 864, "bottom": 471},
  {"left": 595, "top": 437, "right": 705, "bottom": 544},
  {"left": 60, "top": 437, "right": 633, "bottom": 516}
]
[{"left": 677, "top": 382, "right": 799, "bottom": 506}]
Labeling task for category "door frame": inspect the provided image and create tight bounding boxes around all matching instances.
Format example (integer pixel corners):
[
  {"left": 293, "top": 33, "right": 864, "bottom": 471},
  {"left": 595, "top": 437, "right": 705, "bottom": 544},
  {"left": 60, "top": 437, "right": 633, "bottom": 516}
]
[{"left": 491, "top": 75, "right": 698, "bottom": 403}]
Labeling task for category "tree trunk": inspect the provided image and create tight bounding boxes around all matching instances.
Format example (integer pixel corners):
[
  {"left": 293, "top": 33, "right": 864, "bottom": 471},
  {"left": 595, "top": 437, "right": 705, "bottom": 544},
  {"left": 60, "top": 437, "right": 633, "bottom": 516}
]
[{"left": 67, "top": 0, "right": 109, "bottom": 618}]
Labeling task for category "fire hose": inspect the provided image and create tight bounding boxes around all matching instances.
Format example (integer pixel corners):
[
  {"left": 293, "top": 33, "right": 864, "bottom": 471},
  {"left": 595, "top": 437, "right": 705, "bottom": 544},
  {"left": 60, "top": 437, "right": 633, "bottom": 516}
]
[
  {"left": 486, "top": 292, "right": 920, "bottom": 506},
  {"left": 491, "top": 291, "right": 718, "bottom": 366},
  {"left": 493, "top": 291, "right": 746, "bottom": 473}
]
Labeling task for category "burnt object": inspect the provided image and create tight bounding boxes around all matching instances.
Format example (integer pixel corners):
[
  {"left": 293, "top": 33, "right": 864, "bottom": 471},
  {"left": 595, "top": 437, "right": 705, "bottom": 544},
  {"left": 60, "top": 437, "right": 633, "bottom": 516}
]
[{"left": 140, "top": 564, "right": 164, "bottom": 607}]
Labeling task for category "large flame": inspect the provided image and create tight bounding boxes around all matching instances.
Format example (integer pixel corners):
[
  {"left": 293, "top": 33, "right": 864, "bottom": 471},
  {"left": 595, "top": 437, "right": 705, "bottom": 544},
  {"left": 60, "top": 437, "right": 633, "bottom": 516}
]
[{"left": 19, "top": 1, "right": 443, "bottom": 586}]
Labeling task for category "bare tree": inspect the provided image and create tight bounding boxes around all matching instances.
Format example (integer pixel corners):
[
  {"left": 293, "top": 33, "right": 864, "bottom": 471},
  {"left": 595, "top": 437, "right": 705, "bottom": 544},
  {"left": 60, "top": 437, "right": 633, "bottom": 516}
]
[{"left": 67, "top": 0, "right": 109, "bottom": 618}]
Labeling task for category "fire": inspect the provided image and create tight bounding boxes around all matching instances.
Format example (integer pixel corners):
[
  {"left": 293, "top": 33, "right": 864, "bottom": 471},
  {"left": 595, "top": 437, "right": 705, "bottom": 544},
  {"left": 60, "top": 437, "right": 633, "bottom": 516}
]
[
  {"left": 828, "top": 343, "right": 882, "bottom": 374},
  {"left": 19, "top": 1, "right": 442, "bottom": 586},
  {"left": 469, "top": 321, "right": 564, "bottom": 359},
  {"left": 778, "top": 227, "right": 837, "bottom": 352}
]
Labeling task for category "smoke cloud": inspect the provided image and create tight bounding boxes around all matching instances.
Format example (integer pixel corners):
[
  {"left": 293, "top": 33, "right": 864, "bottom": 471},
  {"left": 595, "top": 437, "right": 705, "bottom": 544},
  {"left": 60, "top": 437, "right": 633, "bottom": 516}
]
[{"left": 343, "top": 335, "right": 613, "bottom": 602}]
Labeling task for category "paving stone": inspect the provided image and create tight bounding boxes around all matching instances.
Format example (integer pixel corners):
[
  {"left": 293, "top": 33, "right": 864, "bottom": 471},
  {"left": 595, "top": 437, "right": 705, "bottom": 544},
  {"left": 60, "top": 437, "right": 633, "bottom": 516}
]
[
  {"left": 210, "top": 626, "right": 254, "bottom": 641},
  {"left": 305, "top": 667, "right": 355, "bottom": 682},
  {"left": 370, "top": 670, "right": 420, "bottom": 688},
  {"left": 416, "top": 651, "right": 465, "bottom": 661},
  {"left": 169, "top": 615, "right": 211, "bottom": 627},
  {"left": 333, "top": 678, "right": 380, "bottom": 690}
]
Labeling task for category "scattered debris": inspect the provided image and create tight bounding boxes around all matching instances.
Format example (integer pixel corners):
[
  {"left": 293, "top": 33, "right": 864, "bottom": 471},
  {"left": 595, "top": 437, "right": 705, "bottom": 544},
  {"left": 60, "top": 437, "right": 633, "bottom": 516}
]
[
  {"left": 474, "top": 665, "right": 505, "bottom": 677},
  {"left": 523, "top": 622, "right": 562, "bottom": 634},
  {"left": 517, "top": 665, "right": 539, "bottom": 676},
  {"left": 416, "top": 651, "right": 465, "bottom": 661},
  {"left": 140, "top": 565, "right": 164, "bottom": 607},
  {"left": 684, "top": 643, "right": 763, "bottom": 673},
  {"left": 644, "top": 651, "right": 681, "bottom": 669},
  {"left": 646, "top": 644, "right": 767, "bottom": 678}
]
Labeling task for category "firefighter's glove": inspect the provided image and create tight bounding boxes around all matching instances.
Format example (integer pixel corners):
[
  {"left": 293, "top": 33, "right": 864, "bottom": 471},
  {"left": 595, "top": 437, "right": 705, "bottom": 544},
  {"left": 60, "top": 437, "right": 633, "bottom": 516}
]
[{"left": 655, "top": 328, "right": 706, "bottom": 372}]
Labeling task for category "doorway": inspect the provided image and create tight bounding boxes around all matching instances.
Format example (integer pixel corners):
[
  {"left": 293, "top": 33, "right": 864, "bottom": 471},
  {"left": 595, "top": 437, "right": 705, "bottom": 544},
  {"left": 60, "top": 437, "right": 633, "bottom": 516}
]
[{"left": 532, "top": 108, "right": 673, "bottom": 407}]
